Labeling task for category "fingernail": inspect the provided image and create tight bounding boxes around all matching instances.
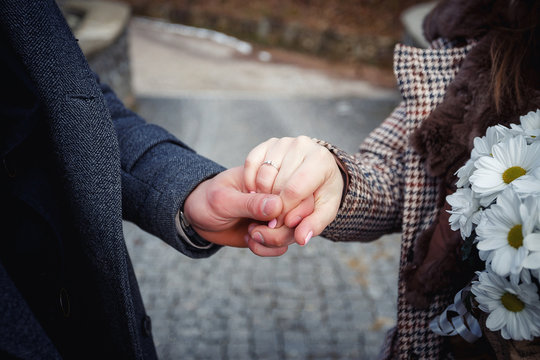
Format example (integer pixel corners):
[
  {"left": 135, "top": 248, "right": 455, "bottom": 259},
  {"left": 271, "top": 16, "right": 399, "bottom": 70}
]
[
  {"left": 250, "top": 191, "right": 256, "bottom": 194},
  {"left": 289, "top": 216, "right": 303, "bottom": 228},
  {"left": 261, "top": 197, "right": 276, "bottom": 217},
  {"left": 248, "top": 223, "right": 257, "bottom": 233},
  {"left": 268, "top": 218, "right": 277, "bottom": 229},
  {"left": 303, "top": 231, "right": 313, "bottom": 246},
  {"left": 253, "top": 232, "right": 264, "bottom": 244}
]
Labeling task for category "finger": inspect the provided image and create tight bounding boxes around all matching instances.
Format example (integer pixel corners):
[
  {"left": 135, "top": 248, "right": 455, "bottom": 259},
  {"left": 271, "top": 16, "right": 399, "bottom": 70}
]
[
  {"left": 270, "top": 148, "right": 306, "bottom": 195},
  {"left": 293, "top": 191, "right": 342, "bottom": 246},
  {"left": 212, "top": 189, "right": 283, "bottom": 221},
  {"left": 271, "top": 136, "right": 318, "bottom": 194},
  {"left": 279, "top": 148, "right": 338, "bottom": 217},
  {"left": 283, "top": 195, "right": 315, "bottom": 228},
  {"left": 255, "top": 160, "right": 280, "bottom": 194},
  {"left": 272, "top": 157, "right": 316, "bottom": 228},
  {"left": 254, "top": 138, "right": 294, "bottom": 194},
  {"left": 249, "top": 224, "right": 296, "bottom": 248},
  {"left": 246, "top": 236, "right": 289, "bottom": 257},
  {"left": 244, "top": 138, "right": 277, "bottom": 192}
]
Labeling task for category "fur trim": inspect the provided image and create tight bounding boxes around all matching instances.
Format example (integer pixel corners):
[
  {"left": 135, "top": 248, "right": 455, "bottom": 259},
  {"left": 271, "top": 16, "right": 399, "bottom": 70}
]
[{"left": 405, "top": 0, "right": 540, "bottom": 307}]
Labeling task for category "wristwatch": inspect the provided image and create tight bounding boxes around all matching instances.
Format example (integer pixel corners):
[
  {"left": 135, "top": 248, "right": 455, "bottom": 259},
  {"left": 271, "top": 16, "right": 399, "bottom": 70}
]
[{"left": 175, "top": 210, "right": 213, "bottom": 250}]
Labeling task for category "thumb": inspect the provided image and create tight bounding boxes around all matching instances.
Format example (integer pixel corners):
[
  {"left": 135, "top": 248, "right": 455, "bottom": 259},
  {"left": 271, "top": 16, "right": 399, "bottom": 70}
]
[{"left": 222, "top": 190, "right": 283, "bottom": 221}]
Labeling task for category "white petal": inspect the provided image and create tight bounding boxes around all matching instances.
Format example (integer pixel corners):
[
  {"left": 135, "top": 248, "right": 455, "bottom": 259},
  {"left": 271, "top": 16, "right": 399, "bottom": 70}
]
[
  {"left": 508, "top": 313, "right": 524, "bottom": 340},
  {"left": 479, "top": 192, "right": 501, "bottom": 207},
  {"left": 521, "top": 198, "right": 539, "bottom": 235},
  {"left": 495, "top": 189, "right": 522, "bottom": 223},
  {"left": 501, "top": 326, "right": 512, "bottom": 340},
  {"left": 476, "top": 237, "right": 508, "bottom": 251},
  {"left": 523, "top": 252, "right": 540, "bottom": 269},
  {"left": 507, "top": 314, "right": 527, "bottom": 341},
  {"left": 513, "top": 177, "right": 540, "bottom": 193},
  {"left": 524, "top": 233, "right": 540, "bottom": 251},
  {"left": 510, "top": 271, "right": 522, "bottom": 285},
  {"left": 524, "top": 141, "right": 540, "bottom": 169},
  {"left": 513, "top": 246, "right": 528, "bottom": 268},
  {"left": 494, "top": 136, "right": 526, "bottom": 166},
  {"left": 491, "top": 248, "right": 514, "bottom": 276},
  {"left": 486, "top": 307, "right": 507, "bottom": 331}
]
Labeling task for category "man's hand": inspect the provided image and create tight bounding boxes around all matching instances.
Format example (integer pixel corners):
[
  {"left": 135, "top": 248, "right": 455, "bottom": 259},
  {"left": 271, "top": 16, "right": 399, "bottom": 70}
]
[{"left": 183, "top": 166, "right": 298, "bottom": 256}]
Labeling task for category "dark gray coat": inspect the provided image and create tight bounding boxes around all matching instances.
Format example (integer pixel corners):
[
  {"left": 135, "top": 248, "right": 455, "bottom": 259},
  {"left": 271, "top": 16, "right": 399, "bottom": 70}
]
[{"left": 0, "top": 0, "right": 223, "bottom": 358}]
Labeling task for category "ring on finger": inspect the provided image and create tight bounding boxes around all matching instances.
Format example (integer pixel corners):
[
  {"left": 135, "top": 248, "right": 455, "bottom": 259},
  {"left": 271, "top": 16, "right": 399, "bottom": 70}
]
[{"left": 261, "top": 160, "right": 279, "bottom": 171}]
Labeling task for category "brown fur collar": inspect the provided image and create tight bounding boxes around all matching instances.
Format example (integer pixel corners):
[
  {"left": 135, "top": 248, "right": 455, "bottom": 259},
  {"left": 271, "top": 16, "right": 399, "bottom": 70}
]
[{"left": 403, "top": 0, "right": 540, "bottom": 308}]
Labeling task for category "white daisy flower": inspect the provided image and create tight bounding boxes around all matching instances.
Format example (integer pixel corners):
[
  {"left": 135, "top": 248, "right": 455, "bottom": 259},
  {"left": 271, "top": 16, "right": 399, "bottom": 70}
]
[
  {"left": 471, "top": 125, "right": 511, "bottom": 159},
  {"left": 510, "top": 109, "right": 540, "bottom": 143},
  {"left": 470, "top": 135, "right": 540, "bottom": 206},
  {"left": 455, "top": 126, "right": 509, "bottom": 188},
  {"left": 446, "top": 188, "right": 482, "bottom": 238},
  {"left": 475, "top": 189, "right": 534, "bottom": 281},
  {"left": 471, "top": 270, "right": 540, "bottom": 341}
]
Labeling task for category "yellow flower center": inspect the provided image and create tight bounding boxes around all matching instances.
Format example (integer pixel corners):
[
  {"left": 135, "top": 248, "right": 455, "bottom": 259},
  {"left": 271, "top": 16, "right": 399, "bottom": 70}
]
[
  {"left": 501, "top": 292, "right": 525, "bottom": 312},
  {"left": 507, "top": 224, "right": 523, "bottom": 249},
  {"left": 502, "top": 166, "right": 527, "bottom": 184}
]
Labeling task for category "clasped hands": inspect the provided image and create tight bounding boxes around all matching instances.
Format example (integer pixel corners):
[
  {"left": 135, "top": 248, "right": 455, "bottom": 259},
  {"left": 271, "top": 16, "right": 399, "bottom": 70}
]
[{"left": 183, "top": 136, "right": 345, "bottom": 257}]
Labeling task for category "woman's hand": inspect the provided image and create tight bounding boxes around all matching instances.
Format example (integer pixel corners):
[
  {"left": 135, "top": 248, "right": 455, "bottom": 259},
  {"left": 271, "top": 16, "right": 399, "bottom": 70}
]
[{"left": 243, "top": 136, "right": 344, "bottom": 246}]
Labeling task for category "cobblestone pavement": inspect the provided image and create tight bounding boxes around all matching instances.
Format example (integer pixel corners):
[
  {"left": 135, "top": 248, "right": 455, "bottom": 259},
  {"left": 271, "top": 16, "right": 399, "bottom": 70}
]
[{"left": 124, "top": 18, "right": 402, "bottom": 359}]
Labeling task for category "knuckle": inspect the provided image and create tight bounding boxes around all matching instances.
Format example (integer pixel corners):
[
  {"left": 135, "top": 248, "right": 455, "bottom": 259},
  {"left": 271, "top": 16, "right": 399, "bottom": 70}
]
[
  {"left": 245, "top": 196, "right": 258, "bottom": 216},
  {"left": 256, "top": 182, "right": 273, "bottom": 194},
  {"left": 256, "top": 169, "right": 275, "bottom": 189},
  {"left": 206, "top": 187, "right": 228, "bottom": 213},
  {"left": 312, "top": 145, "right": 334, "bottom": 169},
  {"left": 267, "top": 137, "right": 279, "bottom": 146},
  {"left": 292, "top": 136, "right": 317, "bottom": 154},
  {"left": 279, "top": 137, "right": 294, "bottom": 147},
  {"left": 315, "top": 142, "right": 326, "bottom": 154},
  {"left": 267, "top": 236, "right": 286, "bottom": 248},
  {"left": 272, "top": 182, "right": 283, "bottom": 195},
  {"left": 244, "top": 157, "right": 257, "bottom": 170},
  {"left": 282, "top": 181, "right": 303, "bottom": 201},
  {"left": 296, "top": 135, "right": 313, "bottom": 147}
]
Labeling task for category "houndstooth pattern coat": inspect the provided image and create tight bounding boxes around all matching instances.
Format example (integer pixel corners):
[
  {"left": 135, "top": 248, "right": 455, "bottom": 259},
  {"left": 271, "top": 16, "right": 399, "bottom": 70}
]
[{"left": 320, "top": 40, "right": 476, "bottom": 359}]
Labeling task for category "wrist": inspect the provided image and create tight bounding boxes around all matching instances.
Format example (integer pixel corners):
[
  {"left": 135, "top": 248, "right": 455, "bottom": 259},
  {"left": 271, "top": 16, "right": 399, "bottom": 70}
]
[
  {"left": 312, "top": 137, "right": 349, "bottom": 206},
  {"left": 178, "top": 182, "right": 214, "bottom": 249},
  {"left": 175, "top": 210, "right": 213, "bottom": 250},
  {"left": 333, "top": 154, "right": 349, "bottom": 188}
]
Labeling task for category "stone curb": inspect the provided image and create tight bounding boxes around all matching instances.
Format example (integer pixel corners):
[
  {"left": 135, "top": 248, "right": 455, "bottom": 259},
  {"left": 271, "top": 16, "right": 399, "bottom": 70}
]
[{"left": 136, "top": 6, "right": 398, "bottom": 66}]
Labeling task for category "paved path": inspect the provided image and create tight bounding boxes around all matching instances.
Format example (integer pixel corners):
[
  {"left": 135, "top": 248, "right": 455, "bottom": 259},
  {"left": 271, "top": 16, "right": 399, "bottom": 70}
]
[{"left": 124, "top": 17, "right": 402, "bottom": 359}]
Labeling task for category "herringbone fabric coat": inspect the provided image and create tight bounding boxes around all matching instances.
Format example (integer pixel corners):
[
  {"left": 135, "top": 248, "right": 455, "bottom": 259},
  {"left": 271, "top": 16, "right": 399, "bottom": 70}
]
[{"left": 320, "top": 40, "right": 475, "bottom": 359}]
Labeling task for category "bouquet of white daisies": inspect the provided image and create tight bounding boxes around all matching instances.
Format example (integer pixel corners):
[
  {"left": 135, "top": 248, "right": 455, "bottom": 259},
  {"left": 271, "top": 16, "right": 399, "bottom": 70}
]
[{"left": 431, "top": 110, "right": 540, "bottom": 342}]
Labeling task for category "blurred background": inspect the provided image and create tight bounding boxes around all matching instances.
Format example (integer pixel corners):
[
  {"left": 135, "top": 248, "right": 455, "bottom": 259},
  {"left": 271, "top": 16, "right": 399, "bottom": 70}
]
[{"left": 60, "top": 0, "right": 435, "bottom": 358}]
